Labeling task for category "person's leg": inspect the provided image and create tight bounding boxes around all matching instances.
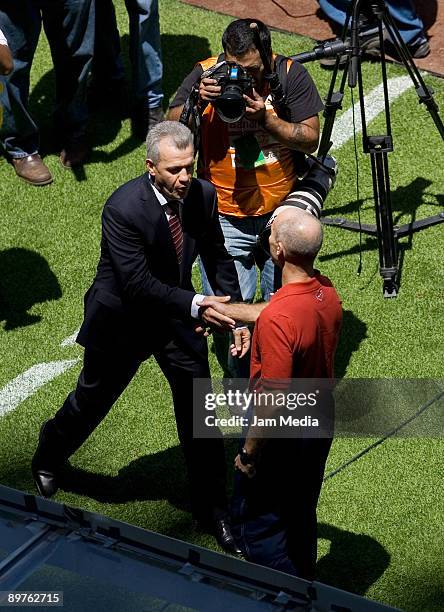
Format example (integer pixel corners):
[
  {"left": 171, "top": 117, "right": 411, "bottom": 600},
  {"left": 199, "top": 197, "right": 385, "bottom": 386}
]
[
  {"left": 124, "top": 0, "right": 163, "bottom": 137},
  {"left": 200, "top": 214, "right": 257, "bottom": 379},
  {"left": 154, "top": 339, "right": 228, "bottom": 521},
  {"left": 284, "top": 438, "right": 333, "bottom": 580},
  {"left": 231, "top": 450, "right": 300, "bottom": 575},
  {"left": 0, "top": 3, "right": 52, "bottom": 184},
  {"left": 89, "top": 0, "right": 125, "bottom": 106},
  {"left": 318, "top": 0, "right": 348, "bottom": 27},
  {"left": 319, "top": 0, "right": 429, "bottom": 55},
  {"left": 41, "top": 0, "right": 95, "bottom": 165},
  {"left": 33, "top": 345, "right": 142, "bottom": 480},
  {"left": 198, "top": 257, "right": 231, "bottom": 378},
  {"left": 155, "top": 338, "right": 241, "bottom": 554},
  {"left": 385, "top": 0, "right": 425, "bottom": 45},
  {"left": 254, "top": 213, "right": 280, "bottom": 300},
  {"left": 125, "top": 0, "right": 163, "bottom": 108}
]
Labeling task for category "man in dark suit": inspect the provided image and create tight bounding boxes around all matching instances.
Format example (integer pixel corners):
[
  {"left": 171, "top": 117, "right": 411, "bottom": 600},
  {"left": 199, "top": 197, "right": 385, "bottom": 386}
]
[{"left": 32, "top": 121, "right": 248, "bottom": 553}]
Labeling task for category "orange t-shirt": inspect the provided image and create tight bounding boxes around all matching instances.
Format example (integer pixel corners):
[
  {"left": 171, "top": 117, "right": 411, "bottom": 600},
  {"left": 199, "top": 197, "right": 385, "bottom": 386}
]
[{"left": 198, "top": 57, "right": 302, "bottom": 218}]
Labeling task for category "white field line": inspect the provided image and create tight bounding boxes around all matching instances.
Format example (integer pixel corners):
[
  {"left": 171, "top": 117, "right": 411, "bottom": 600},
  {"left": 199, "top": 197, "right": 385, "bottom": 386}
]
[
  {"left": 330, "top": 75, "right": 415, "bottom": 151},
  {"left": 0, "top": 358, "right": 80, "bottom": 417},
  {"left": 60, "top": 328, "right": 80, "bottom": 347}
]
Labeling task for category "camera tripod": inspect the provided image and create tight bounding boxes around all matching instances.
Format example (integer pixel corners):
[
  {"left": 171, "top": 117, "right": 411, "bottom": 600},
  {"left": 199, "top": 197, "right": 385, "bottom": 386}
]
[{"left": 297, "top": 0, "right": 444, "bottom": 297}]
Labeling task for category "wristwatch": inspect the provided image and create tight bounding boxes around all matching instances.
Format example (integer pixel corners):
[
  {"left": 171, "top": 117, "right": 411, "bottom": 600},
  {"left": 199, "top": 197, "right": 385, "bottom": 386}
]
[{"left": 239, "top": 447, "right": 256, "bottom": 466}]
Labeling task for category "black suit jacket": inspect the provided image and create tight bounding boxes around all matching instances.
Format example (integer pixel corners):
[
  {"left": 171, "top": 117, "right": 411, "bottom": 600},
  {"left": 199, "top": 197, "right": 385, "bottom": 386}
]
[{"left": 77, "top": 174, "right": 242, "bottom": 359}]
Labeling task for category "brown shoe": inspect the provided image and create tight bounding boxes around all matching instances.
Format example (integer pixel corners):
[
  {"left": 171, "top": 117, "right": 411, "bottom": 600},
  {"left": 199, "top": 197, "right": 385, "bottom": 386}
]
[
  {"left": 12, "top": 154, "right": 53, "bottom": 186},
  {"left": 59, "top": 137, "right": 89, "bottom": 168}
]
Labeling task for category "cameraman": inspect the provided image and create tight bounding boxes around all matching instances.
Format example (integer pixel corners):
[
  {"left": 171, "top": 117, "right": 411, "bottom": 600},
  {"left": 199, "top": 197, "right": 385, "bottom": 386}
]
[{"left": 168, "top": 18, "right": 324, "bottom": 377}]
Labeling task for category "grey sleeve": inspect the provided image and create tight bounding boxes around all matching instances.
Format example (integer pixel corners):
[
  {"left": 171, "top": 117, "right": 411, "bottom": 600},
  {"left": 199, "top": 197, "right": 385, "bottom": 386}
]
[{"left": 169, "top": 64, "right": 204, "bottom": 108}]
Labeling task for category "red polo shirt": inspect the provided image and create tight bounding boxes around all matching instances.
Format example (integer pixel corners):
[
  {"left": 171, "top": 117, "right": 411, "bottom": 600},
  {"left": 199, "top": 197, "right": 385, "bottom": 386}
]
[{"left": 250, "top": 274, "right": 342, "bottom": 389}]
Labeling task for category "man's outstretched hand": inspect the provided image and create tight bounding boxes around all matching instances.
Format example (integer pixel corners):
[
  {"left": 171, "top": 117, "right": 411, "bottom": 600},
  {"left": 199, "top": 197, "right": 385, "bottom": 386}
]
[
  {"left": 198, "top": 295, "right": 236, "bottom": 330},
  {"left": 197, "top": 297, "right": 266, "bottom": 325}
]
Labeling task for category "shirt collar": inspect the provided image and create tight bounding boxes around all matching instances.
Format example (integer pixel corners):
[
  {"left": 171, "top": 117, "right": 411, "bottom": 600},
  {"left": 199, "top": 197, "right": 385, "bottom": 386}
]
[
  {"left": 150, "top": 177, "right": 168, "bottom": 207},
  {"left": 150, "top": 176, "right": 183, "bottom": 210}
]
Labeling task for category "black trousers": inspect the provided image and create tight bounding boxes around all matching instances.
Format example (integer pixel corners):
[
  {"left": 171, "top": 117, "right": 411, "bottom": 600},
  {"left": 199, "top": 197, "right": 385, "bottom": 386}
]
[
  {"left": 48, "top": 340, "right": 227, "bottom": 521},
  {"left": 231, "top": 437, "right": 332, "bottom": 580}
]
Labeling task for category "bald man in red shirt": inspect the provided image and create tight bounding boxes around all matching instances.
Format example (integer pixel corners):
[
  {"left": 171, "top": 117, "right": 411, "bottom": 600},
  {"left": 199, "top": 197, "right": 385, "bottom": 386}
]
[{"left": 201, "top": 207, "right": 342, "bottom": 578}]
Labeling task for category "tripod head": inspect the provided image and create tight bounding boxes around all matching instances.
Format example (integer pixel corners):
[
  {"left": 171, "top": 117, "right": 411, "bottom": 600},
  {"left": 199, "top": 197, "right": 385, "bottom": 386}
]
[{"left": 347, "top": 0, "right": 388, "bottom": 86}]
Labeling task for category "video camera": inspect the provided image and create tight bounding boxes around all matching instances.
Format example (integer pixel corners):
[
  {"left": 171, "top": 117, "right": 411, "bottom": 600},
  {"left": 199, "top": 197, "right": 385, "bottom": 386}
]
[{"left": 202, "top": 60, "right": 253, "bottom": 123}]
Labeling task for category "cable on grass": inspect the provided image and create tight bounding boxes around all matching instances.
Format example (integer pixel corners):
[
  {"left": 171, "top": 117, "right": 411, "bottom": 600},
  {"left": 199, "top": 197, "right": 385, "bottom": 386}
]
[{"left": 324, "top": 387, "right": 444, "bottom": 481}]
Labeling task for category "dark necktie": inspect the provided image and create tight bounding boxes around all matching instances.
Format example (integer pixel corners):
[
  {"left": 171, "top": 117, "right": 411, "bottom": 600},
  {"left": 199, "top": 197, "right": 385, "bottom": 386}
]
[{"left": 166, "top": 201, "right": 183, "bottom": 264}]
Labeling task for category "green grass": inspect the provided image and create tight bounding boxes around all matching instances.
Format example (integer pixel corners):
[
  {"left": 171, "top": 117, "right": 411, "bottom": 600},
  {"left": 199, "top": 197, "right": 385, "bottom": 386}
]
[{"left": 0, "top": 1, "right": 443, "bottom": 610}]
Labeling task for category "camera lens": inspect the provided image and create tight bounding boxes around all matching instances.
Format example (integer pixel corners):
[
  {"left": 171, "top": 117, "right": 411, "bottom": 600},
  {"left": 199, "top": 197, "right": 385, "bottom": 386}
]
[
  {"left": 213, "top": 85, "right": 246, "bottom": 123},
  {"left": 257, "top": 226, "right": 272, "bottom": 255}
]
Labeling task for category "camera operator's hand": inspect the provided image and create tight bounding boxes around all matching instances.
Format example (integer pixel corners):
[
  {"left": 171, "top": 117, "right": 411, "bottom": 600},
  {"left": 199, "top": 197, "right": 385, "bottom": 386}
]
[
  {"left": 244, "top": 89, "right": 266, "bottom": 123},
  {"left": 199, "top": 77, "right": 221, "bottom": 102}
]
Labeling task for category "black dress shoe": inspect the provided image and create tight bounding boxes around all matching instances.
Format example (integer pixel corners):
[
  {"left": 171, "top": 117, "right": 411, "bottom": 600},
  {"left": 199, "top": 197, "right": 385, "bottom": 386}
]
[
  {"left": 31, "top": 420, "right": 62, "bottom": 498},
  {"left": 31, "top": 466, "right": 59, "bottom": 498},
  {"left": 214, "top": 518, "right": 243, "bottom": 556}
]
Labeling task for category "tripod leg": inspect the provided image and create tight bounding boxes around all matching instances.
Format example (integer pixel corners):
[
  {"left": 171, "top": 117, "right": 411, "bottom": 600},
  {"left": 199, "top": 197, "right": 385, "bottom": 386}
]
[
  {"left": 369, "top": 142, "right": 398, "bottom": 297},
  {"left": 382, "top": 11, "right": 444, "bottom": 140}
]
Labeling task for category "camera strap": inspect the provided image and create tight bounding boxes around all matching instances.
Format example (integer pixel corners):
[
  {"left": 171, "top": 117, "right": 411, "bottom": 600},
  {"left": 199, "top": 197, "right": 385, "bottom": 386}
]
[
  {"left": 179, "top": 57, "right": 227, "bottom": 152},
  {"left": 179, "top": 83, "right": 202, "bottom": 151}
]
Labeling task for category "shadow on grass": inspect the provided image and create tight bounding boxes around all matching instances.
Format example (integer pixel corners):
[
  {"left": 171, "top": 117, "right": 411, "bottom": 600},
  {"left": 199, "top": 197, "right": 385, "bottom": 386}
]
[
  {"left": 320, "top": 177, "right": 442, "bottom": 292},
  {"left": 0, "top": 248, "right": 62, "bottom": 330},
  {"left": 28, "top": 66, "right": 138, "bottom": 163},
  {"left": 317, "top": 523, "right": 390, "bottom": 597},
  {"left": 61, "top": 445, "right": 192, "bottom": 512},
  {"left": 161, "top": 33, "right": 212, "bottom": 104},
  {"left": 323, "top": 196, "right": 371, "bottom": 219},
  {"left": 59, "top": 438, "right": 240, "bottom": 513},
  {"left": 28, "top": 32, "right": 211, "bottom": 168},
  {"left": 334, "top": 309, "right": 368, "bottom": 379}
]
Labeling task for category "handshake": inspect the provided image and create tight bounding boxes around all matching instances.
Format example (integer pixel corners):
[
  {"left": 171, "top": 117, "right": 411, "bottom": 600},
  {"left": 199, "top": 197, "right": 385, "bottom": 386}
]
[
  {"left": 195, "top": 295, "right": 267, "bottom": 358},
  {"left": 195, "top": 295, "right": 250, "bottom": 358}
]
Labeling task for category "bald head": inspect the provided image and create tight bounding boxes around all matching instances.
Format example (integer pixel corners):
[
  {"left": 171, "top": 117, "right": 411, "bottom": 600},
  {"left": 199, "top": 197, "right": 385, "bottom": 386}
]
[{"left": 272, "top": 207, "right": 323, "bottom": 263}]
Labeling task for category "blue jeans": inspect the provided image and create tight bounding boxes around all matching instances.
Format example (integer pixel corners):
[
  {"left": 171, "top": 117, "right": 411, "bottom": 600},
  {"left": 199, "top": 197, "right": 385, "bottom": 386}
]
[
  {"left": 94, "top": 0, "right": 163, "bottom": 109},
  {"left": 200, "top": 213, "right": 281, "bottom": 378},
  {"left": 231, "top": 437, "right": 333, "bottom": 580},
  {"left": 0, "top": 0, "right": 95, "bottom": 158},
  {"left": 319, "top": 0, "right": 426, "bottom": 45},
  {"left": 200, "top": 213, "right": 278, "bottom": 302}
]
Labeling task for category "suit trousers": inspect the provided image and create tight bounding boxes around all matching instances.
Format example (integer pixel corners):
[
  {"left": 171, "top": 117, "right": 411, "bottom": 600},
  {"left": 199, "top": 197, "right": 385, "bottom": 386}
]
[{"left": 49, "top": 339, "right": 227, "bottom": 521}]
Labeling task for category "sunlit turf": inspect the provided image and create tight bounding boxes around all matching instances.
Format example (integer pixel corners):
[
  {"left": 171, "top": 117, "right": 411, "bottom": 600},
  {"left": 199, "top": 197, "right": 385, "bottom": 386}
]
[{"left": 0, "top": 1, "right": 443, "bottom": 610}]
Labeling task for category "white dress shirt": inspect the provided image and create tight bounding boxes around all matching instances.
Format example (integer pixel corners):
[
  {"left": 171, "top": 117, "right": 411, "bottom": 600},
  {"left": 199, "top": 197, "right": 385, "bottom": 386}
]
[
  {"left": 0, "top": 28, "right": 8, "bottom": 46},
  {"left": 150, "top": 180, "right": 205, "bottom": 320}
]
